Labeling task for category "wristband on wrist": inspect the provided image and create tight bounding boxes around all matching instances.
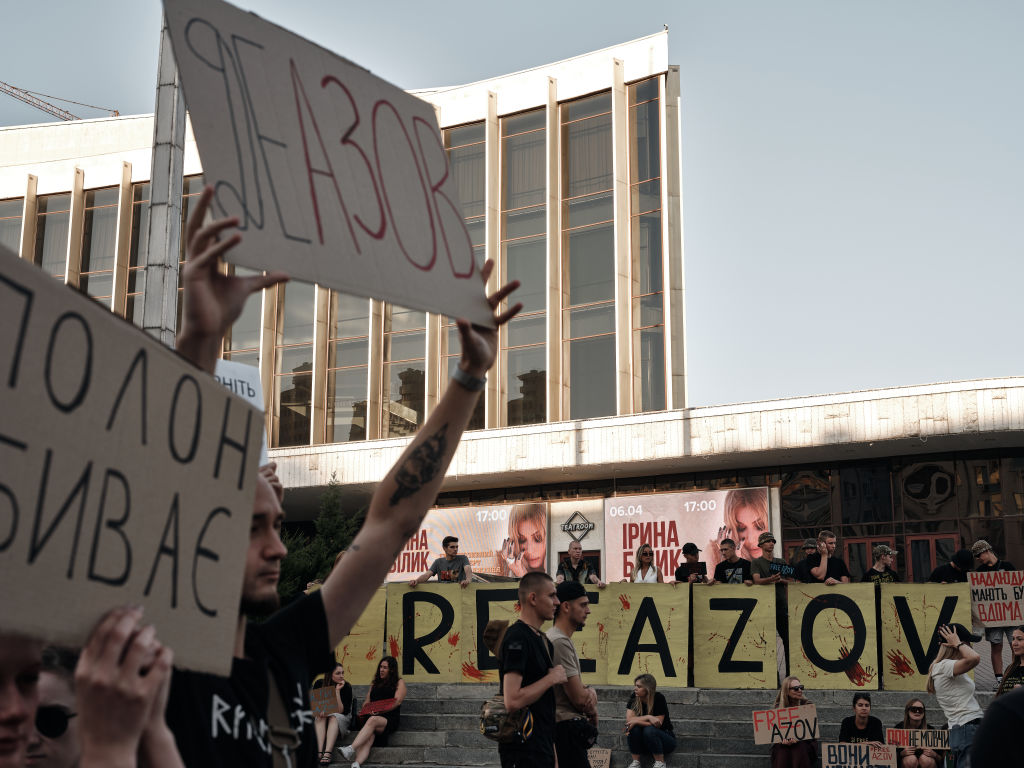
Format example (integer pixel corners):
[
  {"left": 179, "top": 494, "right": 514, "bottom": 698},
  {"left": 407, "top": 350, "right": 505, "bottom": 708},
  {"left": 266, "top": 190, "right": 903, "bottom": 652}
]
[
  {"left": 452, "top": 366, "right": 486, "bottom": 392},
  {"left": 955, "top": 642, "right": 965, "bottom": 649}
]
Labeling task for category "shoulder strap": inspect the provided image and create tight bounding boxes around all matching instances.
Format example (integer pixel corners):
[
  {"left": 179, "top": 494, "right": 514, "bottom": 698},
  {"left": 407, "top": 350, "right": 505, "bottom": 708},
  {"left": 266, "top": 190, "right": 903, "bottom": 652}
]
[{"left": 266, "top": 666, "right": 300, "bottom": 768}]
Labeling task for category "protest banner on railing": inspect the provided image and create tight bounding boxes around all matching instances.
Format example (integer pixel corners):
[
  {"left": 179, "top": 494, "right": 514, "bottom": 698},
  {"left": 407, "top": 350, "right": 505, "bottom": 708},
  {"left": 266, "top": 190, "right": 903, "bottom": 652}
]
[
  {"left": 164, "top": 0, "right": 492, "bottom": 326},
  {"left": 885, "top": 728, "right": 949, "bottom": 751},
  {"left": 751, "top": 703, "right": 818, "bottom": 744},
  {"left": 789, "top": 584, "right": 878, "bottom": 690},
  {"left": 968, "top": 570, "right": 1024, "bottom": 626},
  {"left": 0, "top": 246, "right": 261, "bottom": 674},
  {"left": 602, "top": 582, "right": 689, "bottom": 685},
  {"left": 693, "top": 584, "right": 777, "bottom": 689},
  {"left": 822, "top": 742, "right": 896, "bottom": 767},
  {"left": 335, "top": 586, "right": 388, "bottom": 685}
]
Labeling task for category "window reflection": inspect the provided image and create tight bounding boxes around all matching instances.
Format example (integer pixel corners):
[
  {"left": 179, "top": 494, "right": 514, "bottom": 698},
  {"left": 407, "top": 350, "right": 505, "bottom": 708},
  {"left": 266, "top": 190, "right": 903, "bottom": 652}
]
[
  {"left": 382, "top": 305, "right": 425, "bottom": 438},
  {"left": 176, "top": 176, "right": 204, "bottom": 333},
  {"left": 326, "top": 293, "right": 369, "bottom": 443},
  {"left": 0, "top": 198, "right": 23, "bottom": 254},
  {"left": 79, "top": 187, "right": 119, "bottom": 303},
  {"left": 35, "top": 193, "right": 71, "bottom": 278},
  {"left": 273, "top": 281, "right": 314, "bottom": 447},
  {"left": 125, "top": 183, "right": 149, "bottom": 326}
]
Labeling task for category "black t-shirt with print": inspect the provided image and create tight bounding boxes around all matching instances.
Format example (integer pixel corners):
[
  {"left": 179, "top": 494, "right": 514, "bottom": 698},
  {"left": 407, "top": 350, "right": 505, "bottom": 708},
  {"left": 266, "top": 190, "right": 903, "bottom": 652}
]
[
  {"left": 838, "top": 715, "right": 884, "bottom": 743},
  {"left": 862, "top": 567, "right": 900, "bottom": 584},
  {"left": 714, "top": 557, "right": 752, "bottom": 584},
  {"left": 626, "top": 691, "right": 673, "bottom": 734},
  {"left": 498, "top": 620, "right": 556, "bottom": 761},
  {"left": 166, "top": 591, "right": 329, "bottom": 768}
]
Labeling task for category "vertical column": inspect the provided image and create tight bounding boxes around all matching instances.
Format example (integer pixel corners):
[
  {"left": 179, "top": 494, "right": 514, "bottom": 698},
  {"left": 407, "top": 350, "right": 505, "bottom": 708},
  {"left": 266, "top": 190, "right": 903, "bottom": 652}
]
[
  {"left": 366, "top": 299, "right": 384, "bottom": 440},
  {"left": 545, "top": 76, "right": 562, "bottom": 424},
  {"left": 611, "top": 59, "right": 632, "bottom": 415},
  {"left": 142, "top": 16, "right": 187, "bottom": 348},
  {"left": 64, "top": 168, "right": 86, "bottom": 289},
  {"left": 484, "top": 91, "right": 500, "bottom": 428},
  {"left": 661, "top": 66, "right": 686, "bottom": 409},
  {"left": 19, "top": 175, "right": 38, "bottom": 261},
  {"left": 425, "top": 312, "right": 441, "bottom": 417},
  {"left": 311, "top": 285, "right": 330, "bottom": 444},
  {"left": 111, "top": 162, "right": 133, "bottom": 315},
  {"left": 259, "top": 284, "right": 278, "bottom": 448}
]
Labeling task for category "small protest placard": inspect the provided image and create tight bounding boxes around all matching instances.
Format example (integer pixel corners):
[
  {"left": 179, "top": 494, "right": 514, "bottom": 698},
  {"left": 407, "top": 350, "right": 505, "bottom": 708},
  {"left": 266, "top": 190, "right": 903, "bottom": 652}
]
[
  {"left": 587, "top": 747, "right": 611, "bottom": 768},
  {"left": 752, "top": 703, "right": 818, "bottom": 745},
  {"left": 214, "top": 359, "right": 267, "bottom": 466},
  {"left": 822, "top": 742, "right": 896, "bottom": 768},
  {"left": 968, "top": 570, "right": 1024, "bottom": 626},
  {"left": 0, "top": 246, "right": 261, "bottom": 675},
  {"left": 770, "top": 561, "right": 795, "bottom": 578},
  {"left": 163, "top": 0, "right": 492, "bottom": 326},
  {"left": 310, "top": 684, "right": 338, "bottom": 717},
  {"left": 885, "top": 729, "right": 949, "bottom": 751}
]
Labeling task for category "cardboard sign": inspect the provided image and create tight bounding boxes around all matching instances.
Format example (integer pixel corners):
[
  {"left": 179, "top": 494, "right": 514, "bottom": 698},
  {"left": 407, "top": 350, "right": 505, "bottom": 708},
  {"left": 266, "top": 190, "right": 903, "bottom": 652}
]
[
  {"left": 309, "top": 684, "right": 337, "bottom": 716},
  {"left": 214, "top": 359, "right": 268, "bottom": 466},
  {"left": 163, "top": 0, "right": 492, "bottom": 326},
  {"left": 770, "top": 561, "right": 795, "bottom": 578},
  {"left": 335, "top": 586, "right": 388, "bottom": 685},
  {"left": 878, "top": 583, "right": 972, "bottom": 690},
  {"left": 789, "top": 584, "right": 878, "bottom": 689},
  {"left": 0, "top": 247, "right": 260, "bottom": 674},
  {"left": 602, "top": 583, "right": 689, "bottom": 685},
  {"left": 822, "top": 742, "right": 896, "bottom": 768},
  {"left": 886, "top": 729, "right": 949, "bottom": 750},
  {"left": 588, "top": 747, "right": 612, "bottom": 768},
  {"left": 693, "top": 584, "right": 777, "bottom": 689},
  {"left": 968, "top": 570, "right": 1024, "bottom": 626},
  {"left": 752, "top": 703, "right": 818, "bottom": 744}
]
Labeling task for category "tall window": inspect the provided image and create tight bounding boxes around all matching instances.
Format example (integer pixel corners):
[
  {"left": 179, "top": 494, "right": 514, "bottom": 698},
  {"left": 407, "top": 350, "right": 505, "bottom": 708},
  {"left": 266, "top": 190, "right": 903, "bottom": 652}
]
[
  {"left": 629, "top": 78, "right": 666, "bottom": 412},
  {"left": 125, "top": 183, "right": 149, "bottom": 326},
  {"left": 443, "top": 121, "right": 486, "bottom": 429},
  {"left": 79, "top": 187, "right": 119, "bottom": 303},
  {"left": 176, "top": 176, "right": 204, "bottom": 332},
  {"left": 273, "top": 281, "right": 314, "bottom": 447},
  {"left": 0, "top": 199, "right": 22, "bottom": 254},
  {"left": 501, "top": 109, "right": 547, "bottom": 425},
  {"left": 326, "top": 293, "right": 370, "bottom": 443},
  {"left": 561, "top": 92, "right": 615, "bottom": 419},
  {"left": 222, "top": 266, "right": 263, "bottom": 369},
  {"left": 382, "top": 305, "right": 426, "bottom": 438},
  {"left": 34, "top": 193, "right": 71, "bottom": 278}
]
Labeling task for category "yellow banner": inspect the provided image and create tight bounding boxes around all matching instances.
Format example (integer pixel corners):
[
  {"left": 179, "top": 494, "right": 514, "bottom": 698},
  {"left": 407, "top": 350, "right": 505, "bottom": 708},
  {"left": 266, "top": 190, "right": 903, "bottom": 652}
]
[
  {"left": 879, "top": 583, "right": 972, "bottom": 691},
  {"left": 385, "top": 583, "right": 465, "bottom": 682},
  {"left": 692, "top": 584, "right": 777, "bottom": 689},
  {"left": 789, "top": 584, "right": 878, "bottom": 690},
  {"left": 602, "top": 583, "right": 689, "bottom": 686},
  {"left": 334, "top": 586, "right": 388, "bottom": 685},
  {"left": 462, "top": 582, "right": 522, "bottom": 683}
]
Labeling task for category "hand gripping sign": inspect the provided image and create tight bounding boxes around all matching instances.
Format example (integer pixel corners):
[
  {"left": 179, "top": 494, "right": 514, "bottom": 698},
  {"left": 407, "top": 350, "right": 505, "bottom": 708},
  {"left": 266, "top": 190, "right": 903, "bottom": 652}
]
[
  {"left": 0, "top": 246, "right": 261, "bottom": 675},
  {"left": 163, "top": 0, "right": 493, "bottom": 326}
]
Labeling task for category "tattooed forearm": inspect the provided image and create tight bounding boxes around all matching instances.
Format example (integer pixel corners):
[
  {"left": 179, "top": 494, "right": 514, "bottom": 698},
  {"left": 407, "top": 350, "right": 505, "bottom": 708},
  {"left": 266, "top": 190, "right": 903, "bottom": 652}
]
[{"left": 389, "top": 424, "right": 448, "bottom": 506}]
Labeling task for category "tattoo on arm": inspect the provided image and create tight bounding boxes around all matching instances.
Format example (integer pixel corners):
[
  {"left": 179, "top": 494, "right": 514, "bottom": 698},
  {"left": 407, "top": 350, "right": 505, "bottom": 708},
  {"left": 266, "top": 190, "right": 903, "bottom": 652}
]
[{"left": 389, "top": 425, "right": 448, "bottom": 506}]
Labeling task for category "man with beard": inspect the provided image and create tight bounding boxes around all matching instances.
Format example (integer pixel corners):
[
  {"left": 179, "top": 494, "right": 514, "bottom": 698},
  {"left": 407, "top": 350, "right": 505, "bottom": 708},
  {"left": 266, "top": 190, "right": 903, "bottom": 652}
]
[
  {"left": 546, "top": 581, "right": 599, "bottom": 768},
  {"left": 163, "top": 187, "right": 521, "bottom": 767}
]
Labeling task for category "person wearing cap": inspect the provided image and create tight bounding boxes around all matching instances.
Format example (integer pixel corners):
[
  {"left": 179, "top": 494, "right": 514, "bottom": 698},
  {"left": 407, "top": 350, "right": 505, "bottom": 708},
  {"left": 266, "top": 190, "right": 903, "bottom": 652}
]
[
  {"left": 862, "top": 544, "right": 900, "bottom": 584},
  {"left": 673, "top": 543, "right": 706, "bottom": 584},
  {"left": 750, "top": 532, "right": 794, "bottom": 675},
  {"left": 794, "top": 531, "right": 850, "bottom": 585},
  {"left": 789, "top": 538, "right": 818, "bottom": 568},
  {"left": 546, "top": 581, "right": 598, "bottom": 768},
  {"left": 555, "top": 541, "right": 606, "bottom": 589},
  {"left": 927, "top": 549, "right": 972, "bottom": 584},
  {"left": 972, "top": 538, "right": 1017, "bottom": 689},
  {"left": 709, "top": 538, "right": 753, "bottom": 586},
  {"left": 927, "top": 623, "right": 983, "bottom": 768}
]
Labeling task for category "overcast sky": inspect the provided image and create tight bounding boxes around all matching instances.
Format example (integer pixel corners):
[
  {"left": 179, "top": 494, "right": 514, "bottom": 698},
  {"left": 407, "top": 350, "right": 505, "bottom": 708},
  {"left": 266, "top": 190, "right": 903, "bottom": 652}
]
[{"left": 2, "top": 1, "right": 1020, "bottom": 408}]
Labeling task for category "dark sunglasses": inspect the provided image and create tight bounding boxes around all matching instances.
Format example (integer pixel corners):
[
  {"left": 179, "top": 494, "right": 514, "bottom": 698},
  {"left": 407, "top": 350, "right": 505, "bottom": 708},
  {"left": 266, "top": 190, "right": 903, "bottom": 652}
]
[
  {"left": 790, "top": 684, "right": 805, "bottom": 692},
  {"left": 35, "top": 705, "right": 77, "bottom": 739},
  {"left": 907, "top": 706, "right": 925, "bottom": 714}
]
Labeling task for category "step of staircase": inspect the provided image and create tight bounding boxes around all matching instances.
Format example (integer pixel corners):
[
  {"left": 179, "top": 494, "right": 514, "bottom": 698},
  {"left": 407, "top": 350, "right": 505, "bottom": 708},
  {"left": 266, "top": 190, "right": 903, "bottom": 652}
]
[{"left": 322, "top": 684, "right": 994, "bottom": 767}]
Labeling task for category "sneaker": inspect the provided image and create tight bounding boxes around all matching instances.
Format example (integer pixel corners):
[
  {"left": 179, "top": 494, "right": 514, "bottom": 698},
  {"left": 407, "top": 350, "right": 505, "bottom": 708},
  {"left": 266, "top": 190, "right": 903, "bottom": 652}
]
[
  {"left": 351, "top": 763, "right": 360, "bottom": 768},
  {"left": 338, "top": 745, "right": 355, "bottom": 761},
  {"left": 627, "top": 762, "right": 641, "bottom": 768},
  {"left": 653, "top": 762, "right": 667, "bottom": 768}
]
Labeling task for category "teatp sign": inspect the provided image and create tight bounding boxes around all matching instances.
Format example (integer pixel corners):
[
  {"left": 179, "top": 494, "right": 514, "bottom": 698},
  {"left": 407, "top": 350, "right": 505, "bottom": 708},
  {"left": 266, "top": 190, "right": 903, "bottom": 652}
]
[{"left": 164, "top": 0, "right": 492, "bottom": 326}]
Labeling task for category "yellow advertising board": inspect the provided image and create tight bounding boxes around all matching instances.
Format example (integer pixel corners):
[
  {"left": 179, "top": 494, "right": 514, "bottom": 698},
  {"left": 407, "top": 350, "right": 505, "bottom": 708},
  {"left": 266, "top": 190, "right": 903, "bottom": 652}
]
[
  {"left": 789, "top": 584, "right": 878, "bottom": 690},
  {"left": 692, "top": 584, "right": 777, "bottom": 689},
  {"left": 602, "top": 583, "right": 689, "bottom": 686}
]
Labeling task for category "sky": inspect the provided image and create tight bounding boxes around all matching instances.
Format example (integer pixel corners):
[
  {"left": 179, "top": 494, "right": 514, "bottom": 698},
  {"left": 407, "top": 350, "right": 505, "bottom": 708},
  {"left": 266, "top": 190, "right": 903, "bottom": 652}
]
[{"left": 1, "top": 1, "right": 1021, "bottom": 408}]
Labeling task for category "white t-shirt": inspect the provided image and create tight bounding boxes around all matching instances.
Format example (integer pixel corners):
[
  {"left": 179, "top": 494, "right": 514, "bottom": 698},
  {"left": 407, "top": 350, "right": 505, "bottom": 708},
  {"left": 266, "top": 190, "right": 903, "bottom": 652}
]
[
  {"left": 633, "top": 566, "right": 660, "bottom": 583},
  {"left": 930, "top": 658, "right": 984, "bottom": 727}
]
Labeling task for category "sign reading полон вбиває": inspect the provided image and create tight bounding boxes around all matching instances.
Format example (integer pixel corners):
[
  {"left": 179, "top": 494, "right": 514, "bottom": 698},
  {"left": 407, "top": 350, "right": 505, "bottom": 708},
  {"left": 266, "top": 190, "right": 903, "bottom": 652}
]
[
  {"left": 0, "top": 246, "right": 261, "bottom": 675},
  {"left": 163, "top": 0, "right": 493, "bottom": 327}
]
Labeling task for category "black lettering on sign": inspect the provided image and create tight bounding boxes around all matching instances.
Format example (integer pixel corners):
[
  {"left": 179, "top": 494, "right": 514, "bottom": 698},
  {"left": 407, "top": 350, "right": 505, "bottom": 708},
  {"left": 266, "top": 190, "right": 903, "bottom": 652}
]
[
  {"left": 617, "top": 596, "right": 675, "bottom": 676},
  {"left": 105, "top": 348, "right": 148, "bottom": 445},
  {"left": 709, "top": 597, "right": 762, "bottom": 673},
  {"left": 0, "top": 274, "right": 34, "bottom": 388},
  {"left": 0, "top": 433, "right": 27, "bottom": 552},
  {"left": 28, "top": 450, "right": 92, "bottom": 580},
  {"left": 87, "top": 469, "right": 132, "bottom": 587},
  {"left": 144, "top": 493, "right": 181, "bottom": 608},
  {"left": 474, "top": 588, "right": 518, "bottom": 672},
  {"left": 893, "top": 594, "right": 959, "bottom": 674},
  {"left": 193, "top": 507, "right": 229, "bottom": 617},
  {"left": 168, "top": 375, "right": 202, "bottom": 464},
  {"left": 214, "top": 397, "right": 252, "bottom": 490},
  {"left": 800, "top": 593, "right": 866, "bottom": 673},
  {"left": 45, "top": 312, "right": 93, "bottom": 413},
  {"left": 401, "top": 590, "right": 455, "bottom": 676}
]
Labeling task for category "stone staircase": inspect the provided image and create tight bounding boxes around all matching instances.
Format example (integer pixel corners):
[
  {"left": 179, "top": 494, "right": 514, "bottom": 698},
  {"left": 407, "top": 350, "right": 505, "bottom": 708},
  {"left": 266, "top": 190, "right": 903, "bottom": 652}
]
[{"left": 324, "top": 684, "right": 995, "bottom": 767}]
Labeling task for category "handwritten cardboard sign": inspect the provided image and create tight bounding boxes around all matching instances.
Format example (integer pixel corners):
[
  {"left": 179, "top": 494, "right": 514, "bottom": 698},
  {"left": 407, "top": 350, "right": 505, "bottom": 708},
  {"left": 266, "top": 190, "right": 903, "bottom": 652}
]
[
  {"left": 587, "top": 748, "right": 611, "bottom": 768},
  {"left": 822, "top": 742, "right": 896, "bottom": 767},
  {"left": 310, "top": 685, "right": 338, "bottom": 717},
  {"left": 163, "top": 0, "right": 492, "bottom": 326},
  {"left": 751, "top": 703, "right": 818, "bottom": 744},
  {"left": 968, "top": 570, "right": 1024, "bottom": 626},
  {"left": 885, "top": 729, "right": 949, "bottom": 750},
  {"left": 0, "top": 246, "right": 261, "bottom": 674},
  {"left": 214, "top": 358, "right": 267, "bottom": 466}
]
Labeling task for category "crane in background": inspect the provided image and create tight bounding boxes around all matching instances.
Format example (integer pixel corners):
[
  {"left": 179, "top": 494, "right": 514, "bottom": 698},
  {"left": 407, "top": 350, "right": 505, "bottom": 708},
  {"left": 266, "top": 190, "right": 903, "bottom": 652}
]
[{"left": 0, "top": 80, "right": 118, "bottom": 121}]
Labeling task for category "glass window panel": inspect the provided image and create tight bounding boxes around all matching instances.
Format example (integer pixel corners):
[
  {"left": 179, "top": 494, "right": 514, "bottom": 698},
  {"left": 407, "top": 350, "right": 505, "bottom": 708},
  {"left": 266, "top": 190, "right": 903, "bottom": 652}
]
[
  {"left": 639, "top": 293, "right": 663, "bottom": 328},
  {"left": 227, "top": 285, "right": 262, "bottom": 351},
  {"left": 276, "top": 345, "right": 313, "bottom": 375},
  {"left": 80, "top": 272, "right": 113, "bottom": 300},
  {"left": 275, "top": 373, "right": 312, "bottom": 447},
  {"left": 506, "top": 345, "right": 546, "bottom": 426},
  {"left": 331, "top": 293, "right": 369, "bottom": 338},
  {"left": 567, "top": 223, "right": 614, "bottom": 305},
  {"left": 224, "top": 349, "right": 259, "bottom": 368},
  {"left": 387, "top": 306, "right": 425, "bottom": 333},
  {"left": 563, "top": 118, "right": 612, "bottom": 198},
  {"left": 780, "top": 470, "right": 833, "bottom": 529},
  {"left": 125, "top": 295, "right": 142, "bottom": 327},
  {"left": 129, "top": 184, "right": 150, "bottom": 269},
  {"left": 385, "top": 331, "right": 424, "bottom": 363},
  {"left": 87, "top": 188, "right": 120, "bottom": 207},
  {"left": 329, "top": 338, "right": 369, "bottom": 369},
  {"left": 0, "top": 199, "right": 22, "bottom": 254},
  {"left": 504, "top": 236, "right": 546, "bottom": 314},
  {"left": 569, "top": 335, "right": 615, "bottom": 419},
  {"left": 327, "top": 366, "right": 368, "bottom": 443},
  {"left": 630, "top": 180, "right": 661, "bottom": 216},
  {"left": 502, "top": 109, "right": 546, "bottom": 136},
  {"left": 568, "top": 303, "right": 615, "bottom": 339},
  {"left": 629, "top": 77, "right": 659, "bottom": 106},
  {"left": 383, "top": 362, "right": 425, "bottom": 437},
  {"left": 446, "top": 122, "right": 485, "bottom": 147},
  {"left": 35, "top": 194, "right": 71, "bottom": 277},
  {"left": 630, "top": 99, "right": 661, "bottom": 183},
  {"left": 448, "top": 142, "right": 485, "bottom": 220},
  {"left": 503, "top": 205, "right": 545, "bottom": 241},
  {"left": 640, "top": 327, "right": 666, "bottom": 412},
  {"left": 279, "top": 282, "right": 315, "bottom": 345},
  {"left": 507, "top": 314, "right": 546, "bottom": 348},
  {"left": 444, "top": 355, "right": 485, "bottom": 431},
  {"left": 81, "top": 200, "right": 118, "bottom": 273},
  {"left": 565, "top": 191, "right": 613, "bottom": 230},
  {"left": 465, "top": 217, "right": 485, "bottom": 247},
  {"left": 633, "top": 212, "right": 663, "bottom": 295},
  {"left": 503, "top": 129, "right": 546, "bottom": 210},
  {"left": 563, "top": 91, "right": 612, "bottom": 123}
]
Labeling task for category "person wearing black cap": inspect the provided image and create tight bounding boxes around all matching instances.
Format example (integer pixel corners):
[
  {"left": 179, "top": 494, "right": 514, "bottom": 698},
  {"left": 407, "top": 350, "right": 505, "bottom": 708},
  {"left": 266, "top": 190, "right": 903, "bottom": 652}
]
[
  {"left": 673, "top": 542, "right": 706, "bottom": 584},
  {"left": 927, "top": 549, "right": 972, "bottom": 584},
  {"left": 862, "top": 544, "right": 900, "bottom": 584},
  {"left": 546, "top": 580, "right": 598, "bottom": 768},
  {"left": 927, "top": 623, "right": 983, "bottom": 768}
]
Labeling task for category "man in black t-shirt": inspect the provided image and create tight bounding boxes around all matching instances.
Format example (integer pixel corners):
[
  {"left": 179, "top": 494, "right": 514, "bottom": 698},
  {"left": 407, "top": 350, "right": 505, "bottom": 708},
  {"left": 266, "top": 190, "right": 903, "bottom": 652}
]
[
  {"left": 927, "top": 549, "right": 972, "bottom": 583},
  {"left": 973, "top": 538, "right": 1017, "bottom": 688},
  {"left": 498, "top": 572, "right": 567, "bottom": 768},
  {"left": 710, "top": 539, "right": 753, "bottom": 585},
  {"left": 166, "top": 187, "right": 521, "bottom": 767},
  {"left": 862, "top": 544, "right": 900, "bottom": 584},
  {"left": 795, "top": 530, "right": 851, "bottom": 585}
]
